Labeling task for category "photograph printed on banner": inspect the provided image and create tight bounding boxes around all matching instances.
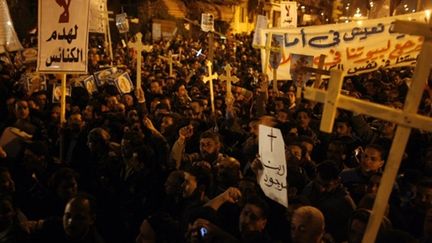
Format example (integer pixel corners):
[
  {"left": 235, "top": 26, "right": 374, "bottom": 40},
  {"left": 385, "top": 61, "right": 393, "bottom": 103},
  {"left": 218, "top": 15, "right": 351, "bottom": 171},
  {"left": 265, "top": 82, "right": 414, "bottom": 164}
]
[
  {"left": 94, "top": 67, "right": 118, "bottom": 87},
  {"left": 114, "top": 72, "right": 134, "bottom": 94},
  {"left": 290, "top": 53, "right": 313, "bottom": 88},
  {"left": 52, "top": 84, "right": 72, "bottom": 103},
  {"left": 24, "top": 73, "right": 47, "bottom": 96}
]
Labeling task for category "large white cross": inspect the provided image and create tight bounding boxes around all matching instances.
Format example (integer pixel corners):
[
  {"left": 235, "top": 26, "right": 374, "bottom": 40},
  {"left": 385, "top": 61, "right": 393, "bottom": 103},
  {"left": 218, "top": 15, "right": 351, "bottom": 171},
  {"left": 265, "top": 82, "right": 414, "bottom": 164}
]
[
  {"left": 218, "top": 64, "right": 239, "bottom": 104},
  {"left": 128, "top": 32, "right": 145, "bottom": 89},
  {"left": 203, "top": 60, "right": 218, "bottom": 114},
  {"left": 301, "top": 19, "right": 432, "bottom": 243}
]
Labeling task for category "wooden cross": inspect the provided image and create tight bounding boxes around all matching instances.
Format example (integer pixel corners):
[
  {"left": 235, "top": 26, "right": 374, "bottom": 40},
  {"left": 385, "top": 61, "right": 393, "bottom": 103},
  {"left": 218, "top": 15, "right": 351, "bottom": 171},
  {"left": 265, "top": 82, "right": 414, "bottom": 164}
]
[
  {"left": 127, "top": 32, "right": 145, "bottom": 89},
  {"left": 202, "top": 60, "right": 218, "bottom": 114},
  {"left": 301, "top": 18, "right": 432, "bottom": 243},
  {"left": 159, "top": 50, "right": 181, "bottom": 77},
  {"left": 254, "top": 32, "right": 282, "bottom": 94},
  {"left": 218, "top": 64, "right": 239, "bottom": 103}
]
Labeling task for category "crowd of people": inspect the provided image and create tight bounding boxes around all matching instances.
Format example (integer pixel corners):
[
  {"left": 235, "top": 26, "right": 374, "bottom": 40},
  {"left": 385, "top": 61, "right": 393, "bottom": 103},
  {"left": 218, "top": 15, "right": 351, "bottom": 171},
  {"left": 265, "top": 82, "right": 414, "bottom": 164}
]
[{"left": 0, "top": 30, "right": 431, "bottom": 243}]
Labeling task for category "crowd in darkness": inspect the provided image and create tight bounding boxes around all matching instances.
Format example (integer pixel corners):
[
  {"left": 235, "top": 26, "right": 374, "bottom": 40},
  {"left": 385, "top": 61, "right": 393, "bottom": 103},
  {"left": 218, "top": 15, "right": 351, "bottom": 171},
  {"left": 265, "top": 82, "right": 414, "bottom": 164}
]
[{"left": 0, "top": 31, "right": 432, "bottom": 243}]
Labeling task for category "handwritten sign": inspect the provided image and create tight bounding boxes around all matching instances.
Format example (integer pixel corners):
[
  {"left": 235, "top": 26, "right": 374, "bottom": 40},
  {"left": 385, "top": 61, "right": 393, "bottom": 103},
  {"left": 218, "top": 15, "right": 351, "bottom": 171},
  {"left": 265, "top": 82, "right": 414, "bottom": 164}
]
[
  {"left": 258, "top": 125, "right": 288, "bottom": 208},
  {"left": 259, "top": 11, "right": 429, "bottom": 80},
  {"left": 37, "top": 0, "right": 90, "bottom": 73},
  {"left": 281, "top": 1, "right": 297, "bottom": 28}
]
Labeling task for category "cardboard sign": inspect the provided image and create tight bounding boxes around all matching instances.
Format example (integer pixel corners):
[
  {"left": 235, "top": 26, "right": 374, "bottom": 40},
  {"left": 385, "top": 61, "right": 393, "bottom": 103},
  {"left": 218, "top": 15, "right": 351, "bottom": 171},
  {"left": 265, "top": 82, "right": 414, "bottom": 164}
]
[
  {"left": 37, "top": 0, "right": 90, "bottom": 73},
  {"left": 290, "top": 53, "right": 314, "bottom": 87},
  {"left": 258, "top": 125, "right": 288, "bottom": 208}
]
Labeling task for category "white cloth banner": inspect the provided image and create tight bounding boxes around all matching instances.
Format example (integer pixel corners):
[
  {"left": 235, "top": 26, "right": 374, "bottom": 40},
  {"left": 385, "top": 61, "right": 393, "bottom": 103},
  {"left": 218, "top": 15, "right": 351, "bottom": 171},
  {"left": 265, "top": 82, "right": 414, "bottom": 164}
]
[
  {"left": 0, "top": 0, "right": 23, "bottom": 53},
  {"left": 89, "top": 0, "right": 107, "bottom": 34},
  {"left": 258, "top": 125, "right": 288, "bottom": 208},
  {"left": 260, "top": 11, "right": 429, "bottom": 80},
  {"left": 281, "top": 1, "right": 297, "bottom": 28},
  {"left": 37, "top": 0, "right": 90, "bottom": 73}
]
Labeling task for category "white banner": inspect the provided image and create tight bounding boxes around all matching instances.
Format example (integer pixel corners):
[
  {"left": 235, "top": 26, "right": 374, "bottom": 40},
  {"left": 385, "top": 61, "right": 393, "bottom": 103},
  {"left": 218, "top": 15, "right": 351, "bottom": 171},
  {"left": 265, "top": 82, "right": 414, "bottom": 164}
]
[
  {"left": 37, "top": 0, "right": 90, "bottom": 73},
  {"left": 281, "top": 1, "right": 297, "bottom": 28},
  {"left": 260, "top": 11, "right": 429, "bottom": 80},
  {"left": 258, "top": 125, "right": 288, "bottom": 208},
  {"left": 89, "top": 0, "right": 106, "bottom": 34},
  {"left": 0, "top": 0, "right": 23, "bottom": 53}
]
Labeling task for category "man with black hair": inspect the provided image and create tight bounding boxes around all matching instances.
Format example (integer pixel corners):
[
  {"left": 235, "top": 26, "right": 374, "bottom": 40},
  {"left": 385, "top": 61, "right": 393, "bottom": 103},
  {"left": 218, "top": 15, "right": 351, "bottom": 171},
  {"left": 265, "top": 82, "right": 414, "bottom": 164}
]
[{"left": 302, "top": 161, "right": 355, "bottom": 242}]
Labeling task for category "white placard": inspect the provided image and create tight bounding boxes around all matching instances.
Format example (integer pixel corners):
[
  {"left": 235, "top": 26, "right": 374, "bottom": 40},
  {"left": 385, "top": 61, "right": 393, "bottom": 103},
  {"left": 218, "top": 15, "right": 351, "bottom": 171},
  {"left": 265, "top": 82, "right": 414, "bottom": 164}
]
[
  {"left": 281, "top": 1, "right": 297, "bottom": 28},
  {"left": 201, "top": 13, "right": 214, "bottom": 32},
  {"left": 37, "top": 0, "right": 90, "bottom": 73},
  {"left": 258, "top": 125, "right": 288, "bottom": 208},
  {"left": 89, "top": 0, "right": 106, "bottom": 34},
  {"left": 259, "top": 11, "right": 429, "bottom": 80},
  {"left": 252, "top": 15, "right": 268, "bottom": 47}
]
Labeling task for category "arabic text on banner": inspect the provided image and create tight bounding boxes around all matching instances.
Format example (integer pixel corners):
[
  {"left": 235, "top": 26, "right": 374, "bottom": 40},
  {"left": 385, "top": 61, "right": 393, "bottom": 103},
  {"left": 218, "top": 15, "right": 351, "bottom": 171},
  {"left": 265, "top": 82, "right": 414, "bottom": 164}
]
[
  {"left": 37, "top": 0, "right": 90, "bottom": 73},
  {"left": 258, "top": 125, "right": 288, "bottom": 208},
  {"left": 259, "top": 11, "right": 428, "bottom": 80}
]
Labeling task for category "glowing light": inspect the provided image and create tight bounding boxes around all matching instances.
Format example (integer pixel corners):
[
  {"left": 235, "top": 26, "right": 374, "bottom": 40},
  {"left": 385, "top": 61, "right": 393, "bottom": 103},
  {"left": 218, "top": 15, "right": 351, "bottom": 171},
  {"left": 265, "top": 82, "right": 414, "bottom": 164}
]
[
  {"left": 6, "top": 21, "right": 12, "bottom": 26},
  {"left": 426, "top": 9, "right": 431, "bottom": 22},
  {"left": 301, "top": 5, "right": 305, "bottom": 9},
  {"left": 354, "top": 8, "right": 362, "bottom": 18}
]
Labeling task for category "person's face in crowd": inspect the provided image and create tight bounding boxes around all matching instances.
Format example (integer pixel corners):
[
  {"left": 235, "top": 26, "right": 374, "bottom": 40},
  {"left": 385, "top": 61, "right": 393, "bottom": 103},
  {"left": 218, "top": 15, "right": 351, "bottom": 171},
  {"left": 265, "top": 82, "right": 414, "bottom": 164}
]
[
  {"left": 274, "top": 100, "right": 285, "bottom": 112},
  {"left": 286, "top": 144, "right": 302, "bottom": 162},
  {"left": 106, "top": 96, "right": 118, "bottom": 111},
  {"left": 364, "top": 81, "right": 376, "bottom": 96},
  {"left": 0, "top": 199, "right": 15, "bottom": 232},
  {"left": 199, "top": 138, "right": 220, "bottom": 162},
  {"left": 326, "top": 142, "right": 346, "bottom": 162},
  {"left": 57, "top": 177, "right": 78, "bottom": 202},
  {"left": 276, "top": 110, "right": 289, "bottom": 123},
  {"left": 122, "top": 94, "right": 134, "bottom": 107},
  {"left": 0, "top": 171, "right": 15, "bottom": 194},
  {"left": 335, "top": 121, "right": 351, "bottom": 137},
  {"left": 83, "top": 105, "right": 94, "bottom": 121},
  {"left": 348, "top": 218, "right": 366, "bottom": 243},
  {"left": 51, "top": 105, "right": 61, "bottom": 123},
  {"left": 381, "top": 121, "right": 396, "bottom": 138},
  {"left": 190, "top": 86, "right": 200, "bottom": 97},
  {"left": 150, "top": 81, "right": 162, "bottom": 94},
  {"left": 126, "top": 109, "right": 139, "bottom": 124},
  {"left": 160, "top": 116, "right": 174, "bottom": 134},
  {"left": 296, "top": 111, "right": 311, "bottom": 129},
  {"left": 239, "top": 203, "right": 267, "bottom": 233},
  {"left": 190, "top": 101, "right": 202, "bottom": 115},
  {"left": 15, "top": 100, "right": 30, "bottom": 120},
  {"left": 182, "top": 172, "right": 197, "bottom": 198},
  {"left": 68, "top": 113, "right": 84, "bottom": 131},
  {"left": 177, "top": 84, "right": 187, "bottom": 97},
  {"left": 287, "top": 91, "right": 296, "bottom": 106},
  {"left": 360, "top": 147, "right": 384, "bottom": 174},
  {"left": 314, "top": 174, "right": 339, "bottom": 193},
  {"left": 164, "top": 170, "right": 184, "bottom": 197},
  {"left": 35, "top": 93, "right": 47, "bottom": 109},
  {"left": 414, "top": 185, "right": 432, "bottom": 210},
  {"left": 63, "top": 198, "right": 95, "bottom": 240}
]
